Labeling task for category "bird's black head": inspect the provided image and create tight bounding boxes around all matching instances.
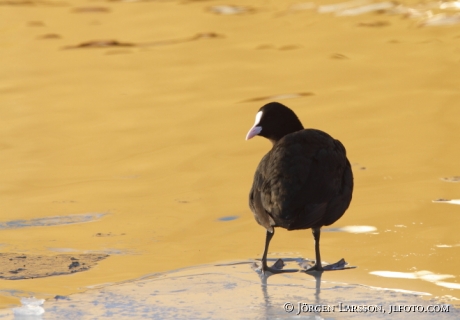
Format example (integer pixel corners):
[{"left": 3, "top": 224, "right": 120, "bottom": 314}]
[{"left": 246, "top": 102, "right": 304, "bottom": 144}]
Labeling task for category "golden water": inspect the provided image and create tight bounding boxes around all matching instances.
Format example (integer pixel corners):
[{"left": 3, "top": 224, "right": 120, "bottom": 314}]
[{"left": 1, "top": 0, "right": 460, "bottom": 309}]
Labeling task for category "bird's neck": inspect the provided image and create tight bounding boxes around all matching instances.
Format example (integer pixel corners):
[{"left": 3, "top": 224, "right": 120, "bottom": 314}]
[{"left": 268, "top": 123, "right": 304, "bottom": 144}]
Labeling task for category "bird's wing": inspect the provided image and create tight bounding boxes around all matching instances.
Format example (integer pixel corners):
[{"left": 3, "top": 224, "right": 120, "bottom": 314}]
[
  {"left": 249, "top": 155, "right": 276, "bottom": 232},
  {"left": 259, "top": 130, "right": 349, "bottom": 230}
]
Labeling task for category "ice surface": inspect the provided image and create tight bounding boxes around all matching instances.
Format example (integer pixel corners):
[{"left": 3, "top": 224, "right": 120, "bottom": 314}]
[
  {"left": 1, "top": 262, "right": 457, "bottom": 319},
  {"left": 12, "top": 297, "right": 45, "bottom": 319}
]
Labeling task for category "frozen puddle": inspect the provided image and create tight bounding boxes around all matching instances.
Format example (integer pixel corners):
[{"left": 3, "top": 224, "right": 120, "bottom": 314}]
[
  {"left": 0, "top": 213, "right": 107, "bottom": 230},
  {"left": 433, "top": 199, "right": 460, "bottom": 206},
  {"left": 283, "top": 0, "right": 460, "bottom": 26},
  {"left": 12, "top": 297, "right": 44, "bottom": 318},
  {"left": 324, "top": 225, "right": 377, "bottom": 233},
  {"left": 0, "top": 261, "right": 458, "bottom": 319},
  {"left": 371, "top": 270, "right": 460, "bottom": 290}
]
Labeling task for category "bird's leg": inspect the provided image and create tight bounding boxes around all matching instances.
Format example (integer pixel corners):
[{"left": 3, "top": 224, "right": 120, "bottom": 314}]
[
  {"left": 311, "top": 227, "right": 324, "bottom": 272},
  {"left": 256, "top": 229, "right": 298, "bottom": 275},
  {"left": 261, "top": 229, "right": 274, "bottom": 272},
  {"left": 259, "top": 229, "right": 285, "bottom": 274},
  {"left": 305, "top": 227, "right": 351, "bottom": 272}
]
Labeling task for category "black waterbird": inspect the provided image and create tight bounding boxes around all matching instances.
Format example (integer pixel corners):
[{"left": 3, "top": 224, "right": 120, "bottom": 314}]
[{"left": 246, "top": 102, "right": 354, "bottom": 274}]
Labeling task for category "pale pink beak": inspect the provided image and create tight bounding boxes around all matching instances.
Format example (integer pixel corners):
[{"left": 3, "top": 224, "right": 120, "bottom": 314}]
[{"left": 246, "top": 126, "right": 262, "bottom": 140}]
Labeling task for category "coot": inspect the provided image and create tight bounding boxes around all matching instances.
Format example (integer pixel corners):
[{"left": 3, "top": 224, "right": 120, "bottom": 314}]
[{"left": 246, "top": 102, "right": 353, "bottom": 273}]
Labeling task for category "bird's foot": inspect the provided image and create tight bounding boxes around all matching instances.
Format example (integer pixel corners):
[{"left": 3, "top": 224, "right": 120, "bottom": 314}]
[
  {"left": 252, "top": 258, "right": 297, "bottom": 275},
  {"left": 322, "top": 258, "right": 349, "bottom": 270},
  {"left": 302, "top": 258, "right": 355, "bottom": 272},
  {"left": 265, "top": 258, "right": 286, "bottom": 273}
]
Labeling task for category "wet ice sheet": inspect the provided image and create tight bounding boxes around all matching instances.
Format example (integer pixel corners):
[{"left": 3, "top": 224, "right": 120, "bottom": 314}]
[
  {"left": 0, "top": 262, "right": 458, "bottom": 320},
  {"left": 288, "top": 0, "right": 460, "bottom": 26},
  {"left": 12, "top": 297, "right": 44, "bottom": 318},
  {"left": 208, "top": 5, "right": 253, "bottom": 15},
  {"left": 336, "top": 2, "right": 395, "bottom": 16},
  {"left": 433, "top": 199, "right": 460, "bottom": 205},
  {"left": 420, "top": 13, "right": 460, "bottom": 26},
  {"left": 324, "top": 225, "right": 377, "bottom": 233},
  {"left": 0, "top": 213, "right": 107, "bottom": 230},
  {"left": 0, "top": 253, "right": 108, "bottom": 280},
  {"left": 370, "top": 270, "right": 460, "bottom": 290}
]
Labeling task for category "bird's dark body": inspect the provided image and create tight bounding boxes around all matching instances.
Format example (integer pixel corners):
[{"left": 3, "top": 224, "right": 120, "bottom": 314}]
[{"left": 249, "top": 129, "right": 353, "bottom": 233}]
